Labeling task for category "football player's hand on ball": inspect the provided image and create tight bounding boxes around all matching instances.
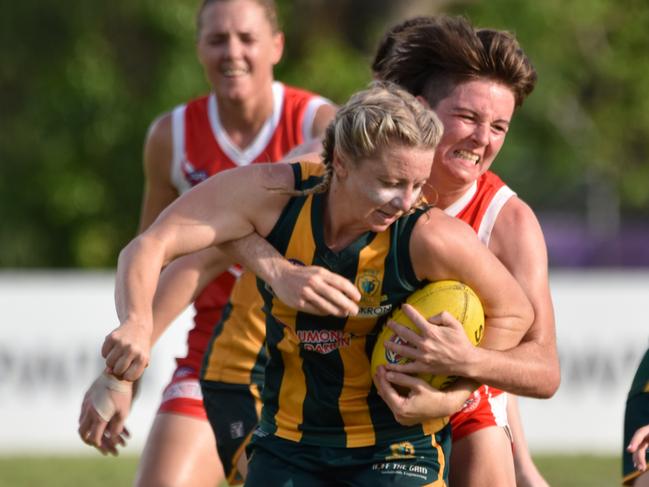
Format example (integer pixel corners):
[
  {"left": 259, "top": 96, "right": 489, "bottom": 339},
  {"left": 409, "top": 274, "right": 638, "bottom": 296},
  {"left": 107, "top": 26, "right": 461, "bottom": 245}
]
[
  {"left": 384, "top": 307, "right": 476, "bottom": 377},
  {"left": 373, "top": 366, "right": 474, "bottom": 426}
]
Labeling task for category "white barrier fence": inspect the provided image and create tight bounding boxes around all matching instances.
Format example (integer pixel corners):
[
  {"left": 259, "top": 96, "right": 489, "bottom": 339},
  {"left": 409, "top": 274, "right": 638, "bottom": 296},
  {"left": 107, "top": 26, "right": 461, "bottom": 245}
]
[{"left": 0, "top": 270, "right": 647, "bottom": 455}]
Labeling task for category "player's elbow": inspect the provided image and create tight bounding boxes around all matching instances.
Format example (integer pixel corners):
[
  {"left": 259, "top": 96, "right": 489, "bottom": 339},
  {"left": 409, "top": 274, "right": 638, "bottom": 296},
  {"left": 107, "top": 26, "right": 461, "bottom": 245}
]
[
  {"left": 538, "top": 361, "right": 561, "bottom": 398},
  {"left": 509, "top": 302, "right": 535, "bottom": 346},
  {"left": 524, "top": 354, "right": 561, "bottom": 399},
  {"left": 522, "top": 300, "right": 535, "bottom": 331}
]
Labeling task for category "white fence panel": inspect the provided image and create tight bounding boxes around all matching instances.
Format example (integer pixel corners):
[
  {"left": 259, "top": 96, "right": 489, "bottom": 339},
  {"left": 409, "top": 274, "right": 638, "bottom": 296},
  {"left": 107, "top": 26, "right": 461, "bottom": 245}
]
[{"left": 0, "top": 270, "right": 647, "bottom": 454}]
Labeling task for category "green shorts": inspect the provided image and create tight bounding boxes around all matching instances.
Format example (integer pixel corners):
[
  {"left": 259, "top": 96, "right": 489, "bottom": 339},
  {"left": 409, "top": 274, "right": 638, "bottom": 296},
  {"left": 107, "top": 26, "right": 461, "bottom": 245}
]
[
  {"left": 244, "top": 426, "right": 451, "bottom": 486},
  {"left": 200, "top": 380, "right": 262, "bottom": 485}
]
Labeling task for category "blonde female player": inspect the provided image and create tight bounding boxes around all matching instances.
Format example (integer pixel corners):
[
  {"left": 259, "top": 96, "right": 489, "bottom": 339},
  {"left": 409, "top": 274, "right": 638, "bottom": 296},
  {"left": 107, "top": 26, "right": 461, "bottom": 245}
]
[
  {"left": 77, "top": 0, "right": 334, "bottom": 485},
  {"left": 98, "top": 82, "right": 534, "bottom": 486}
]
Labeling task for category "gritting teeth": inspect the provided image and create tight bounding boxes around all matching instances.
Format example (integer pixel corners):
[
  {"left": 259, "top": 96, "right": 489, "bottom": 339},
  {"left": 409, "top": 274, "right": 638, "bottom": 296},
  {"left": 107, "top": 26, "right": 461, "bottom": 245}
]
[{"left": 454, "top": 150, "right": 479, "bottom": 164}]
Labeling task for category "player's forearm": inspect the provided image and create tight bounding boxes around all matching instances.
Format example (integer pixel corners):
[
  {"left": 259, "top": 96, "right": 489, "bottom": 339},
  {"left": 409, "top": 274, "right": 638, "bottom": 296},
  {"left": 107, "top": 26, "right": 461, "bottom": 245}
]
[
  {"left": 463, "top": 285, "right": 559, "bottom": 397},
  {"left": 150, "top": 247, "right": 232, "bottom": 344},
  {"left": 220, "top": 232, "right": 287, "bottom": 285},
  {"left": 460, "top": 336, "right": 559, "bottom": 397},
  {"left": 150, "top": 261, "right": 200, "bottom": 345},
  {"left": 115, "top": 235, "right": 166, "bottom": 333},
  {"left": 440, "top": 378, "right": 479, "bottom": 416}
]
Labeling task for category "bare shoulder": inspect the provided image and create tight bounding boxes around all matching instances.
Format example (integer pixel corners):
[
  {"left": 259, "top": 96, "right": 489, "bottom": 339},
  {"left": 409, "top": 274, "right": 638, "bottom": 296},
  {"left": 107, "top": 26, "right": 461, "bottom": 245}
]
[
  {"left": 194, "top": 162, "right": 296, "bottom": 197},
  {"left": 143, "top": 112, "right": 173, "bottom": 175},
  {"left": 226, "top": 163, "right": 297, "bottom": 237},
  {"left": 409, "top": 207, "right": 478, "bottom": 277},
  {"left": 490, "top": 196, "right": 547, "bottom": 262},
  {"left": 282, "top": 150, "right": 322, "bottom": 164},
  {"left": 493, "top": 196, "right": 540, "bottom": 233},
  {"left": 413, "top": 207, "right": 476, "bottom": 247},
  {"left": 311, "top": 102, "right": 337, "bottom": 138},
  {"left": 247, "top": 161, "right": 297, "bottom": 190},
  {"left": 145, "top": 112, "right": 173, "bottom": 153}
]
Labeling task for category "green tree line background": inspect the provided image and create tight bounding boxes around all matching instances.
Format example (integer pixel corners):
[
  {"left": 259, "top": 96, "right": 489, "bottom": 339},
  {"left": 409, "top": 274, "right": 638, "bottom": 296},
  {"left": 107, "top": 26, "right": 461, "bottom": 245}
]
[{"left": 2, "top": 0, "right": 648, "bottom": 268}]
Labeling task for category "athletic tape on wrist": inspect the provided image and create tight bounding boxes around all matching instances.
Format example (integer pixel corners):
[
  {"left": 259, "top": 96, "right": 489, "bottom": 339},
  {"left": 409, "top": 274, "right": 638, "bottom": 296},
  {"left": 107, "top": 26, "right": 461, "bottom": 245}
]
[
  {"left": 89, "top": 373, "right": 131, "bottom": 422},
  {"left": 101, "top": 372, "right": 132, "bottom": 393}
]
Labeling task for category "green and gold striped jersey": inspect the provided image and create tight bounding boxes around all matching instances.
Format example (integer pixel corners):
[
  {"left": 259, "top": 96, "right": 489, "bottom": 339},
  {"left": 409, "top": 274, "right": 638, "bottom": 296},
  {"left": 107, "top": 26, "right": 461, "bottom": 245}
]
[
  {"left": 202, "top": 270, "right": 267, "bottom": 388},
  {"left": 257, "top": 161, "right": 447, "bottom": 448}
]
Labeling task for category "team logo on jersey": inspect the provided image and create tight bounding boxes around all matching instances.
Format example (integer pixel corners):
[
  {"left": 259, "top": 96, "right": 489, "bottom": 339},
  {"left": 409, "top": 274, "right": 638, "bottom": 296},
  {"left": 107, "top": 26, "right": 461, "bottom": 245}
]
[
  {"left": 386, "top": 441, "right": 416, "bottom": 460},
  {"left": 355, "top": 270, "right": 392, "bottom": 318},
  {"left": 297, "top": 329, "right": 352, "bottom": 354},
  {"left": 357, "top": 270, "right": 380, "bottom": 297},
  {"left": 181, "top": 159, "right": 208, "bottom": 186}
]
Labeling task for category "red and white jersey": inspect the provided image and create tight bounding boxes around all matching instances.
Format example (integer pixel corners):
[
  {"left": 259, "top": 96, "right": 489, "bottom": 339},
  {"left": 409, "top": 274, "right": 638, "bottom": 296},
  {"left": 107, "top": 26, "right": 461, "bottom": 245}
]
[
  {"left": 443, "top": 170, "right": 515, "bottom": 247},
  {"left": 446, "top": 170, "right": 516, "bottom": 430},
  {"left": 168, "top": 82, "right": 330, "bottom": 369}
]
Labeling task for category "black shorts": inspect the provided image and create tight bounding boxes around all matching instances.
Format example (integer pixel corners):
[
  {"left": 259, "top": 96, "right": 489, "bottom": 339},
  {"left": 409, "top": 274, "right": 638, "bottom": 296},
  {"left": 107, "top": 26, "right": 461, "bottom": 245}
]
[
  {"left": 244, "top": 426, "right": 451, "bottom": 486},
  {"left": 200, "top": 380, "right": 262, "bottom": 485}
]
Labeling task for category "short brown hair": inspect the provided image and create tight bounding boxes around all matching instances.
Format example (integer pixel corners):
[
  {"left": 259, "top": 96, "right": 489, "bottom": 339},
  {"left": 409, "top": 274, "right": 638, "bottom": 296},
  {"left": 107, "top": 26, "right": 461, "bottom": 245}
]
[
  {"left": 371, "top": 17, "right": 434, "bottom": 76},
  {"left": 378, "top": 15, "right": 537, "bottom": 108}
]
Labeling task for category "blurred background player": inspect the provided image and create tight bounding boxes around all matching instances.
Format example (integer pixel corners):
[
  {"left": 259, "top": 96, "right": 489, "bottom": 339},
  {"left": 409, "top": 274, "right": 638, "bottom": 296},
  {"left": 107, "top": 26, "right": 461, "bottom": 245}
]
[
  {"left": 78, "top": 0, "right": 334, "bottom": 485},
  {"left": 374, "top": 16, "right": 558, "bottom": 487},
  {"left": 623, "top": 346, "right": 649, "bottom": 486}
]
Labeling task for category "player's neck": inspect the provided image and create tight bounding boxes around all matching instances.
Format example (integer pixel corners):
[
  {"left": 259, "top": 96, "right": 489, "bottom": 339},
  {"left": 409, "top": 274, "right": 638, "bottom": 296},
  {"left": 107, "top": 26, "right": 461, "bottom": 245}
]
[
  {"left": 426, "top": 183, "right": 473, "bottom": 210},
  {"left": 322, "top": 186, "right": 367, "bottom": 252},
  {"left": 216, "top": 87, "right": 274, "bottom": 149}
]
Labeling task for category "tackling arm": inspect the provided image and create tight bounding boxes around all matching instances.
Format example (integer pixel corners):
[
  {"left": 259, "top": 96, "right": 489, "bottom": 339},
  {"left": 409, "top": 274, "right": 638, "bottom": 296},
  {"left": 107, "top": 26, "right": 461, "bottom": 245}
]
[
  {"left": 411, "top": 210, "right": 534, "bottom": 351},
  {"left": 463, "top": 197, "right": 559, "bottom": 397},
  {"left": 387, "top": 203, "right": 558, "bottom": 397},
  {"left": 221, "top": 232, "right": 361, "bottom": 317},
  {"left": 374, "top": 210, "right": 534, "bottom": 424},
  {"left": 104, "top": 163, "right": 293, "bottom": 380}
]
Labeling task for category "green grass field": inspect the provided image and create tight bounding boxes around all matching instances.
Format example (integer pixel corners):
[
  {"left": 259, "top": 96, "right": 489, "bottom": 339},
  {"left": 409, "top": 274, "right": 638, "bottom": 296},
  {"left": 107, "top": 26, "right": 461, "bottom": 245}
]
[
  {"left": 0, "top": 455, "right": 620, "bottom": 487},
  {"left": 0, "top": 454, "right": 620, "bottom": 486}
]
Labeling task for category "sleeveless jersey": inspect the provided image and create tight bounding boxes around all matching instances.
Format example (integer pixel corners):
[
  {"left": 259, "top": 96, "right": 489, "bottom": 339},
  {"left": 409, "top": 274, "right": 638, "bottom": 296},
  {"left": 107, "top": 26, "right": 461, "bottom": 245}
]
[
  {"left": 445, "top": 170, "right": 515, "bottom": 414},
  {"left": 251, "top": 161, "right": 447, "bottom": 448},
  {"left": 169, "top": 82, "right": 330, "bottom": 370}
]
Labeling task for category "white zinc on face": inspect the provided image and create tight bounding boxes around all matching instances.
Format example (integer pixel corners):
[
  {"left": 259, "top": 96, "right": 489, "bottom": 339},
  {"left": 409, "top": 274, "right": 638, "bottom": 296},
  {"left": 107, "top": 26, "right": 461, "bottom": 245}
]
[
  {"left": 309, "top": 83, "right": 443, "bottom": 240},
  {"left": 335, "top": 144, "right": 434, "bottom": 233}
]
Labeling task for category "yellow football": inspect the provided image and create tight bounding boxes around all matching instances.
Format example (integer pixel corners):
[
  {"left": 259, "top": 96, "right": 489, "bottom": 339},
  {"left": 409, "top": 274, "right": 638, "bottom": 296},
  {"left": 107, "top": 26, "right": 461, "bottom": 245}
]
[{"left": 371, "top": 280, "right": 485, "bottom": 390}]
